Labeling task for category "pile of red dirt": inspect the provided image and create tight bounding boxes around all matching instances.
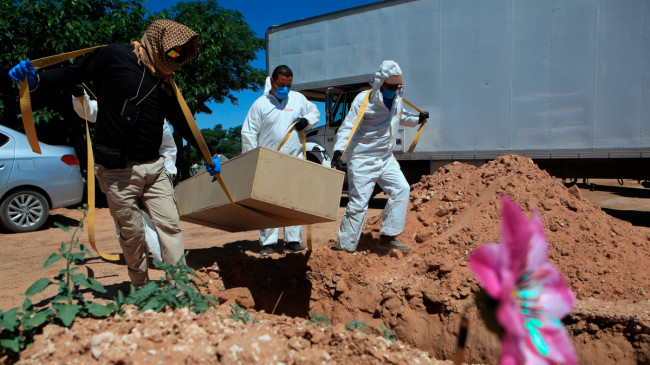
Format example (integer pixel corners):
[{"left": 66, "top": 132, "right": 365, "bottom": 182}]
[{"left": 13, "top": 155, "right": 650, "bottom": 364}]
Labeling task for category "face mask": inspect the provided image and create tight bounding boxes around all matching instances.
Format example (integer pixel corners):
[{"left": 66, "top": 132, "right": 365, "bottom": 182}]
[
  {"left": 275, "top": 86, "right": 290, "bottom": 100},
  {"left": 381, "top": 88, "right": 396, "bottom": 100}
]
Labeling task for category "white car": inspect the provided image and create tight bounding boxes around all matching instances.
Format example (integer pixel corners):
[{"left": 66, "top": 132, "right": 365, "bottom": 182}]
[{"left": 0, "top": 125, "right": 84, "bottom": 232}]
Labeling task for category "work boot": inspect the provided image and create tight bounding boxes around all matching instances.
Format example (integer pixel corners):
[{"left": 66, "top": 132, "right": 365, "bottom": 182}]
[
  {"left": 285, "top": 241, "right": 306, "bottom": 252},
  {"left": 378, "top": 235, "right": 411, "bottom": 252},
  {"left": 260, "top": 245, "right": 275, "bottom": 256}
]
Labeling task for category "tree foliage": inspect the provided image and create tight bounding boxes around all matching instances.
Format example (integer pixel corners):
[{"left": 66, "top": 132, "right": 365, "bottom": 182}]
[
  {"left": 157, "top": 0, "right": 266, "bottom": 113},
  {"left": 0, "top": 0, "right": 262, "bottom": 166},
  {"left": 199, "top": 124, "right": 241, "bottom": 160}
]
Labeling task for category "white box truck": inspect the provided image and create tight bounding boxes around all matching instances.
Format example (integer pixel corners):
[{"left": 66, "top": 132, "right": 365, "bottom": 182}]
[{"left": 266, "top": 0, "right": 650, "bottom": 183}]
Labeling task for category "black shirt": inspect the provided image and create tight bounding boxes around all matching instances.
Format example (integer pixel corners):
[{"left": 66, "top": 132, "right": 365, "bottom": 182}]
[{"left": 38, "top": 43, "right": 198, "bottom": 163}]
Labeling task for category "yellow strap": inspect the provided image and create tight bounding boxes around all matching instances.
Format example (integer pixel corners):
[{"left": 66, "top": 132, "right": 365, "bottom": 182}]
[
  {"left": 342, "top": 91, "right": 371, "bottom": 156},
  {"left": 30, "top": 45, "right": 105, "bottom": 69},
  {"left": 18, "top": 45, "right": 118, "bottom": 260},
  {"left": 277, "top": 121, "right": 307, "bottom": 158},
  {"left": 277, "top": 121, "right": 311, "bottom": 249},
  {"left": 402, "top": 98, "right": 428, "bottom": 153},
  {"left": 170, "top": 81, "right": 235, "bottom": 204},
  {"left": 306, "top": 225, "right": 312, "bottom": 251},
  {"left": 19, "top": 80, "right": 40, "bottom": 154},
  {"left": 19, "top": 45, "right": 105, "bottom": 154},
  {"left": 79, "top": 96, "right": 120, "bottom": 261}
]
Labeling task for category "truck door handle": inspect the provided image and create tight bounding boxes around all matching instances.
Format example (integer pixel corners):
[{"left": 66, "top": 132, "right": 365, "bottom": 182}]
[{"left": 0, "top": 163, "right": 4, "bottom": 169}]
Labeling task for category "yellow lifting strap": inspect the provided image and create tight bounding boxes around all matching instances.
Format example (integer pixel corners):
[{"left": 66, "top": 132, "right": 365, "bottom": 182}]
[
  {"left": 340, "top": 91, "right": 427, "bottom": 155},
  {"left": 17, "top": 45, "right": 119, "bottom": 261},
  {"left": 402, "top": 98, "right": 427, "bottom": 153},
  {"left": 277, "top": 121, "right": 311, "bottom": 250},
  {"left": 169, "top": 81, "right": 235, "bottom": 204},
  {"left": 78, "top": 95, "right": 120, "bottom": 261},
  {"left": 342, "top": 91, "right": 371, "bottom": 156},
  {"left": 19, "top": 46, "right": 105, "bottom": 154}
]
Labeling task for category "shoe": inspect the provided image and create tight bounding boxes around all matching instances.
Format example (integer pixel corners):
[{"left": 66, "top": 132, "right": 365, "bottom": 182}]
[
  {"left": 260, "top": 245, "right": 275, "bottom": 256},
  {"left": 378, "top": 235, "right": 411, "bottom": 252},
  {"left": 285, "top": 242, "right": 306, "bottom": 252}
]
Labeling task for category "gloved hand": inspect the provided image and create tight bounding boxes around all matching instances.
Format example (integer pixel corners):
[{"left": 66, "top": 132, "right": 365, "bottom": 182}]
[
  {"left": 418, "top": 111, "right": 429, "bottom": 124},
  {"left": 294, "top": 117, "right": 309, "bottom": 131},
  {"left": 331, "top": 150, "right": 345, "bottom": 170},
  {"left": 205, "top": 155, "right": 221, "bottom": 182},
  {"left": 72, "top": 84, "right": 86, "bottom": 98},
  {"left": 8, "top": 59, "right": 38, "bottom": 89}
]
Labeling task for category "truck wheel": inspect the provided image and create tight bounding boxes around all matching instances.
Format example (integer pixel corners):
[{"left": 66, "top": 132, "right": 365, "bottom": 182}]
[{"left": 0, "top": 190, "right": 50, "bottom": 233}]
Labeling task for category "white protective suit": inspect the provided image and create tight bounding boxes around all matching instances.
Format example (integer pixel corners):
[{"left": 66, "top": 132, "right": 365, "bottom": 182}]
[
  {"left": 72, "top": 92, "right": 178, "bottom": 261},
  {"left": 241, "top": 77, "right": 320, "bottom": 246},
  {"left": 333, "top": 60, "right": 420, "bottom": 252}
]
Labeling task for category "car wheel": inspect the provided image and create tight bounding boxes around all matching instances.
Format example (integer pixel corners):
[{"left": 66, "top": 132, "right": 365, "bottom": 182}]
[{"left": 0, "top": 190, "right": 50, "bottom": 233}]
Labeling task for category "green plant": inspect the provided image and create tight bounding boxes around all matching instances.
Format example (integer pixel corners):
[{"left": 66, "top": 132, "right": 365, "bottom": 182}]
[
  {"left": 307, "top": 312, "right": 331, "bottom": 327},
  {"left": 228, "top": 304, "right": 257, "bottom": 324},
  {"left": 0, "top": 207, "right": 111, "bottom": 356},
  {"left": 345, "top": 319, "right": 367, "bottom": 333},
  {"left": 117, "top": 255, "right": 218, "bottom": 315},
  {"left": 372, "top": 326, "right": 397, "bottom": 342}
]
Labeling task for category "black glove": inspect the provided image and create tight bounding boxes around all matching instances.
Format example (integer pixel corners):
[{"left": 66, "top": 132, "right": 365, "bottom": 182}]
[
  {"left": 294, "top": 117, "right": 309, "bottom": 131},
  {"left": 72, "top": 84, "right": 85, "bottom": 98},
  {"left": 331, "top": 150, "right": 344, "bottom": 170},
  {"left": 418, "top": 111, "right": 429, "bottom": 124}
]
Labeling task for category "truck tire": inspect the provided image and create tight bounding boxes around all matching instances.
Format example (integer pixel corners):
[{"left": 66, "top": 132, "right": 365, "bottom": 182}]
[{"left": 0, "top": 190, "right": 50, "bottom": 233}]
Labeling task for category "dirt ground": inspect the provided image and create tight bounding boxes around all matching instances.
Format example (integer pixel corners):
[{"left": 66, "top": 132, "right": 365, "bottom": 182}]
[{"left": 1, "top": 156, "right": 649, "bottom": 364}]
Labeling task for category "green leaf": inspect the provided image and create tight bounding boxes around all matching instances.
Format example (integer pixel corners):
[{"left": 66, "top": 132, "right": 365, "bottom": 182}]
[
  {"left": 55, "top": 304, "right": 79, "bottom": 327},
  {"left": 87, "top": 303, "right": 111, "bottom": 317},
  {"left": 71, "top": 252, "right": 86, "bottom": 263},
  {"left": 22, "top": 309, "right": 52, "bottom": 329},
  {"left": 85, "top": 278, "right": 107, "bottom": 293},
  {"left": 43, "top": 253, "right": 62, "bottom": 268},
  {"left": 22, "top": 298, "right": 33, "bottom": 311},
  {"left": 26, "top": 278, "right": 52, "bottom": 296},
  {"left": 0, "top": 338, "right": 21, "bottom": 353},
  {"left": 54, "top": 222, "right": 70, "bottom": 232},
  {"left": 140, "top": 298, "right": 162, "bottom": 313},
  {"left": 0, "top": 308, "right": 20, "bottom": 331},
  {"left": 71, "top": 273, "right": 90, "bottom": 288}
]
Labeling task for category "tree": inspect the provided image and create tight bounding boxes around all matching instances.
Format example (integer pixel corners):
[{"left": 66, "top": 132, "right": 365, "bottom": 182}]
[
  {"left": 0, "top": 0, "right": 264, "bottom": 172},
  {"left": 158, "top": 0, "right": 266, "bottom": 113},
  {"left": 0, "top": 0, "right": 150, "bottom": 146},
  {"left": 197, "top": 124, "right": 241, "bottom": 159}
]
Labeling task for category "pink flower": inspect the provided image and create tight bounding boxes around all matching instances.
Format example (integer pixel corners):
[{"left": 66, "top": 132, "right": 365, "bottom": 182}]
[{"left": 469, "top": 195, "right": 577, "bottom": 365}]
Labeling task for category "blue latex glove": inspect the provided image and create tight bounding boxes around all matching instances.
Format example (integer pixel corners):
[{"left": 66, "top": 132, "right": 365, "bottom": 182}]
[
  {"left": 206, "top": 155, "right": 221, "bottom": 182},
  {"left": 8, "top": 59, "right": 37, "bottom": 88}
]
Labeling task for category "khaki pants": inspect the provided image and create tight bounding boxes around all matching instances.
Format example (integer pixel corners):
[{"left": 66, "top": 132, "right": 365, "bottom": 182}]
[{"left": 96, "top": 157, "right": 185, "bottom": 287}]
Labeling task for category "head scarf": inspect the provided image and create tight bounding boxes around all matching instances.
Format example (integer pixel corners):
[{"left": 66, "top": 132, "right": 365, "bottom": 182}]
[{"left": 131, "top": 19, "right": 200, "bottom": 82}]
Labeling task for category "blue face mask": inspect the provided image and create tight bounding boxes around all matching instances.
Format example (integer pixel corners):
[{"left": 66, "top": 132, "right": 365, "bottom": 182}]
[
  {"left": 381, "top": 88, "right": 396, "bottom": 100},
  {"left": 275, "top": 86, "right": 290, "bottom": 100}
]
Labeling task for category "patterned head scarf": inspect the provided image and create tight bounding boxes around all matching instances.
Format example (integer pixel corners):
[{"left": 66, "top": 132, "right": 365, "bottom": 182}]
[{"left": 131, "top": 19, "right": 200, "bottom": 82}]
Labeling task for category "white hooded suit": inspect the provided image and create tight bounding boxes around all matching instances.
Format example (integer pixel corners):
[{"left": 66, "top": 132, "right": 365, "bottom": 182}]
[
  {"left": 334, "top": 60, "right": 419, "bottom": 252},
  {"left": 241, "top": 78, "right": 320, "bottom": 246}
]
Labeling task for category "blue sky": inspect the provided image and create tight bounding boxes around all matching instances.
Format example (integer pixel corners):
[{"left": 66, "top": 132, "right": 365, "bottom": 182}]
[{"left": 144, "top": 0, "right": 377, "bottom": 130}]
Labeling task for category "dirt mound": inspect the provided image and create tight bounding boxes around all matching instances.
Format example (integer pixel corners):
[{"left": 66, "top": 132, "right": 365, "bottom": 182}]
[
  {"left": 18, "top": 306, "right": 443, "bottom": 364},
  {"left": 13, "top": 155, "right": 650, "bottom": 364},
  {"left": 395, "top": 155, "right": 649, "bottom": 303}
]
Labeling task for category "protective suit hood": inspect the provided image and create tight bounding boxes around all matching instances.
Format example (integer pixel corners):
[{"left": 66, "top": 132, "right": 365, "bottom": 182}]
[{"left": 371, "top": 60, "right": 403, "bottom": 99}]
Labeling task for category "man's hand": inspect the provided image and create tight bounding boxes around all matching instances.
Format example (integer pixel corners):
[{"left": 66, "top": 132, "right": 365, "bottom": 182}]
[
  {"left": 206, "top": 155, "right": 221, "bottom": 182},
  {"left": 418, "top": 111, "right": 429, "bottom": 125},
  {"left": 8, "top": 59, "right": 37, "bottom": 89},
  {"left": 330, "top": 150, "right": 345, "bottom": 170},
  {"left": 294, "top": 117, "right": 309, "bottom": 131}
]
